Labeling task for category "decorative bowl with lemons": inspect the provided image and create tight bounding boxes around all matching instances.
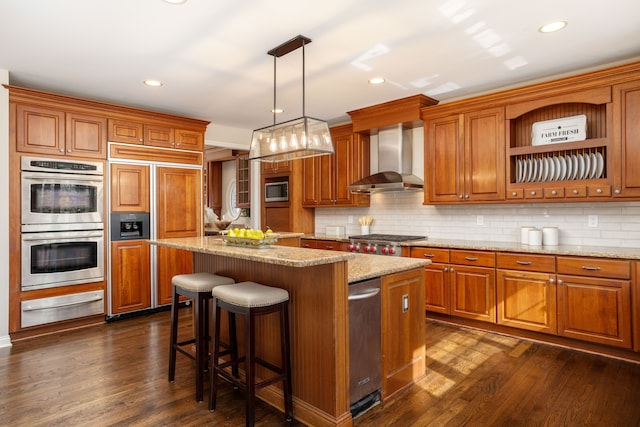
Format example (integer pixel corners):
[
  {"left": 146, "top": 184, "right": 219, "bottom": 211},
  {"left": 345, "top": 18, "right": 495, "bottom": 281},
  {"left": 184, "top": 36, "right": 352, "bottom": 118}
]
[{"left": 221, "top": 227, "right": 277, "bottom": 249}]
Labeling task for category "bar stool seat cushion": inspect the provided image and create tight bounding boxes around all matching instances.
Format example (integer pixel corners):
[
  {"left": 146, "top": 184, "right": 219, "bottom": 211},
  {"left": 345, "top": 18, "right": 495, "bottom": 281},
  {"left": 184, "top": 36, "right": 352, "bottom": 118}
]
[
  {"left": 213, "top": 281, "right": 289, "bottom": 308},
  {"left": 172, "top": 272, "right": 235, "bottom": 292}
]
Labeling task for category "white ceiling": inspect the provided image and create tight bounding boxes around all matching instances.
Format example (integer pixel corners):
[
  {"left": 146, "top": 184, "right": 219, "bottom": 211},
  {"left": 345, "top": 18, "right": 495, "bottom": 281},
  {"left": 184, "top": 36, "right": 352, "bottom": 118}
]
[{"left": 2, "top": 0, "right": 640, "bottom": 144}]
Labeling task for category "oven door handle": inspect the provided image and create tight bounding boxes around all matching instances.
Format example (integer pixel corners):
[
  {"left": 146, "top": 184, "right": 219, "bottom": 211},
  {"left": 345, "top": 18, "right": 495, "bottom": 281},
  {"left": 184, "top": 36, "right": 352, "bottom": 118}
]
[
  {"left": 22, "top": 295, "right": 103, "bottom": 311},
  {"left": 348, "top": 288, "right": 380, "bottom": 301},
  {"left": 22, "top": 171, "right": 104, "bottom": 183},
  {"left": 21, "top": 230, "right": 104, "bottom": 241}
]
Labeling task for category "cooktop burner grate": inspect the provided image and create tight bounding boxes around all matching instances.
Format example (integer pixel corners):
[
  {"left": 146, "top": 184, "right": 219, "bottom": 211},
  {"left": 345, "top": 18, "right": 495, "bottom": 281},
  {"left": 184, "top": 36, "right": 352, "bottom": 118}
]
[{"left": 348, "top": 234, "right": 425, "bottom": 242}]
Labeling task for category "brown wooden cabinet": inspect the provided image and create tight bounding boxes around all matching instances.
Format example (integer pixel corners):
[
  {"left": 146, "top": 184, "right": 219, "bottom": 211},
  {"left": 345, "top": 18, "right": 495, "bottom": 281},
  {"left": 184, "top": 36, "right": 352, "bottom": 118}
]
[
  {"left": 496, "top": 252, "right": 557, "bottom": 334},
  {"left": 235, "top": 155, "right": 251, "bottom": 208},
  {"left": 261, "top": 160, "right": 291, "bottom": 175},
  {"left": 110, "top": 240, "right": 151, "bottom": 314},
  {"left": 155, "top": 166, "right": 201, "bottom": 305},
  {"left": 16, "top": 103, "right": 107, "bottom": 158},
  {"left": 302, "top": 124, "right": 370, "bottom": 207},
  {"left": 612, "top": 79, "right": 640, "bottom": 198},
  {"left": 108, "top": 118, "right": 204, "bottom": 151},
  {"left": 299, "top": 238, "right": 344, "bottom": 251},
  {"left": 424, "top": 107, "right": 505, "bottom": 203},
  {"left": 110, "top": 163, "right": 150, "bottom": 212},
  {"left": 557, "top": 256, "right": 632, "bottom": 349},
  {"left": 449, "top": 250, "right": 496, "bottom": 323},
  {"left": 410, "top": 247, "right": 450, "bottom": 314},
  {"left": 381, "top": 268, "right": 426, "bottom": 400}
]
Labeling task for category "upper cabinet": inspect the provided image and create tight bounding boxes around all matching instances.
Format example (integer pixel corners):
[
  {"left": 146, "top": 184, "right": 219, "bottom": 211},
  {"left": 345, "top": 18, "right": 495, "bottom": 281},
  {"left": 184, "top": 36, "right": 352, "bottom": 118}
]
[
  {"left": 424, "top": 107, "right": 505, "bottom": 203},
  {"left": 302, "top": 124, "right": 370, "bottom": 207},
  {"left": 236, "top": 155, "right": 251, "bottom": 208},
  {"left": 15, "top": 103, "right": 107, "bottom": 159},
  {"left": 421, "top": 61, "right": 640, "bottom": 204},
  {"left": 612, "top": 80, "right": 640, "bottom": 198},
  {"left": 108, "top": 118, "right": 204, "bottom": 151}
]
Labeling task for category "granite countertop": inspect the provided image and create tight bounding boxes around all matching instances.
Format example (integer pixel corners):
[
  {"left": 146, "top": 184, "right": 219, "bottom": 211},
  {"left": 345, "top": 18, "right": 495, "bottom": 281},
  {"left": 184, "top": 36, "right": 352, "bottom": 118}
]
[
  {"left": 402, "top": 238, "right": 640, "bottom": 260},
  {"left": 347, "top": 254, "right": 430, "bottom": 283},
  {"left": 149, "top": 236, "right": 354, "bottom": 267},
  {"left": 149, "top": 236, "right": 429, "bottom": 282}
]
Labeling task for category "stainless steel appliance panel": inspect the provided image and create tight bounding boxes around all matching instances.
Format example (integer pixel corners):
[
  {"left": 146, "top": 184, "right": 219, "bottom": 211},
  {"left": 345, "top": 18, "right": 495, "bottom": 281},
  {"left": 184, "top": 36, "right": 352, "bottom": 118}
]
[
  {"left": 21, "top": 156, "right": 104, "bottom": 230},
  {"left": 21, "top": 229, "right": 105, "bottom": 290},
  {"left": 110, "top": 212, "right": 150, "bottom": 241},
  {"left": 349, "top": 278, "right": 382, "bottom": 410},
  {"left": 21, "top": 290, "right": 105, "bottom": 328}
]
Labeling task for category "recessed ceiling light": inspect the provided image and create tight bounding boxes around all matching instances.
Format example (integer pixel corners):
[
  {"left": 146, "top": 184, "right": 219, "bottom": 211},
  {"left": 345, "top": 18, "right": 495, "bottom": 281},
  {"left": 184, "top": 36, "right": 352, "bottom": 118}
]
[
  {"left": 163, "top": 0, "right": 187, "bottom": 4},
  {"left": 539, "top": 21, "right": 567, "bottom": 33},
  {"left": 144, "top": 79, "right": 163, "bottom": 87},
  {"left": 368, "top": 77, "right": 386, "bottom": 85},
  {"left": 271, "top": 108, "right": 284, "bottom": 114}
]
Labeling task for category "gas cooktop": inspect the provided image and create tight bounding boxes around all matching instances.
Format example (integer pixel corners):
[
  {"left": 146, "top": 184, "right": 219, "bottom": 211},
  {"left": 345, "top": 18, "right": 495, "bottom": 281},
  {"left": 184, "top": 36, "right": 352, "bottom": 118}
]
[{"left": 348, "top": 234, "right": 426, "bottom": 242}]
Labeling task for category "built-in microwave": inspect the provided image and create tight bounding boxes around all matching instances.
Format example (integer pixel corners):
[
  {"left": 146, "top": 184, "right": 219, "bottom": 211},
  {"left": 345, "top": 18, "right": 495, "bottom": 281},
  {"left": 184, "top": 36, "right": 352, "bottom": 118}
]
[{"left": 265, "top": 180, "right": 289, "bottom": 202}]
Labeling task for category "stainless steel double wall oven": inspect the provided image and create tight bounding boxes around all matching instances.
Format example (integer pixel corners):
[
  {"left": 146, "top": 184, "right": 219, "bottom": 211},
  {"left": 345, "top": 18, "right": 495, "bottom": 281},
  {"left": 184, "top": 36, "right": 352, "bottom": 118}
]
[{"left": 20, "top": 156, "right": 105, "bottom": 327}]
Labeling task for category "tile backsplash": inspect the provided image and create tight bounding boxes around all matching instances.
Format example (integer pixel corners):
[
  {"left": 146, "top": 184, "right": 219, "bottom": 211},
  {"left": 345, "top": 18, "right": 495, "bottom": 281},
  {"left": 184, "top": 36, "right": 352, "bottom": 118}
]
[{"left": 315, "top": 191, "right": 640, "bottom": 248}]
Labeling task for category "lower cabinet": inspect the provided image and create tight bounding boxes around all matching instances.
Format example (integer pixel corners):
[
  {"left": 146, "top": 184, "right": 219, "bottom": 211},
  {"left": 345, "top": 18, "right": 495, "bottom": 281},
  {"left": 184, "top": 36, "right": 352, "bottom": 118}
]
[
  {"left": 110, "top": 240, "right": 151, "bottom": 314},
  {"left": 156, "top": 246, "right": 192, "bottom": 306},
  {"left": 381, "top": 268, "right": 426, "bottom": 400},
  {"left": 449, "top": 250, "right": 496, "bottom": 323},
  {"left": 496, "top": 253, "right": 557, "bottom": 334},
  {"left": 557, "top": 256, "right": 632, "bottom": 349},
  {"left": 410, "top": 247, "right": 450, "bottom": 314},
  {"left": 300, "top": 238, "right": 344, "bottom": 251}
]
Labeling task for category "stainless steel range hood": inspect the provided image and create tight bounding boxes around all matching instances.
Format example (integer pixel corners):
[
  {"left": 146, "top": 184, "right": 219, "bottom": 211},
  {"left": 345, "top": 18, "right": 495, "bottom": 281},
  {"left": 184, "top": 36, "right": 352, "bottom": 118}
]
[{"left": 348, "top": 124, "right": 423, "bottom": 193}]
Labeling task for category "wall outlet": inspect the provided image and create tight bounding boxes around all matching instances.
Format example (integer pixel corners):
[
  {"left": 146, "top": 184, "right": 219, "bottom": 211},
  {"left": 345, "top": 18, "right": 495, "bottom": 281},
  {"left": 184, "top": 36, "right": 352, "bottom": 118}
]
[
  {"left": 588, "top": 215, "right": 598, "bottom": 227},
  {"left": 348, "top": 215, "right": 354, "bottom": 224},
  {"left": 476, "top": 215, "right": 484, "bottom": 226}
]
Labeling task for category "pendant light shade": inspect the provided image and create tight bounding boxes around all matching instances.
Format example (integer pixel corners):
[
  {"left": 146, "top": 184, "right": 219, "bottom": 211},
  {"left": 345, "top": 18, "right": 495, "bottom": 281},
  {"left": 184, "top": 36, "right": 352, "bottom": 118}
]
[{"left": 249, "top": 35, "right": 334, "bottom": 162}]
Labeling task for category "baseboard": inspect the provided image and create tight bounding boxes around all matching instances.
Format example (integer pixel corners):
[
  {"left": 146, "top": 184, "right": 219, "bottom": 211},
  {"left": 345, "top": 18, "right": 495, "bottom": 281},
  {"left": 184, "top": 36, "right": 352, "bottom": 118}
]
[{"left": 0, "top": 334, "right": 13, "bottom": 348}]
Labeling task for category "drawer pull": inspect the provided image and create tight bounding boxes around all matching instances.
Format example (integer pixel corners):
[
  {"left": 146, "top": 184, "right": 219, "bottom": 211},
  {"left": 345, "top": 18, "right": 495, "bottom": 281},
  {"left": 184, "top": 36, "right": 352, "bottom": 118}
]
[
  {"left": 573, "top": 189, "right": 579, "bottom": 194},
  {"left": 516, "top": 261, "right": 532, "bottom": 265},
  {"left": 422, "top": 253, "right": 435, "bottom": 258},
  {"left": 551, "top": 190, "right": 557, "bottom": 195},
  {"left": 581, "top": 265, "right": 601, "bottom": 271},
  {"left": 465, "top": 256, "right": 479, "bottom": 261}
]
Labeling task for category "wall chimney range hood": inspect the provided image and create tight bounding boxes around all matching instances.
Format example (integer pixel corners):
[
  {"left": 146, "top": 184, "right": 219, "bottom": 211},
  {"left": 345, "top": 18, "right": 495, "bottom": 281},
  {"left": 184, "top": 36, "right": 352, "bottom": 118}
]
[
  {"left": 348, "top": 124, "right": 423, "bottom": 193},
  {"left": 346, "top": 94, "right": 438, "bottom": 193}
]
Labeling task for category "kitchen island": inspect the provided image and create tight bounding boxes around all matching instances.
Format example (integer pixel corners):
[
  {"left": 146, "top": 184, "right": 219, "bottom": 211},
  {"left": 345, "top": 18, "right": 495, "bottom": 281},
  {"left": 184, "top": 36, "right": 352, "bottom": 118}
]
[{"left": 149, "top": 236, "right": 429, "bottom": 427}]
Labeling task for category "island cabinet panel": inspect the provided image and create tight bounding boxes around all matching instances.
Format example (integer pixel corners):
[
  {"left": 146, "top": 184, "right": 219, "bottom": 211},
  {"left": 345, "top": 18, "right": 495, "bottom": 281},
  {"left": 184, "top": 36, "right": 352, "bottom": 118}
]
[
  {"left": 557, "top": 256, "right": 632, "bottom": 349},
  {"left": 193, "top": 254, "right": 351, "bottom": 427},
  {"left": 110, "top": 240, "right": 151, "bottom": 314},
  {"left": 381, "top": 268, "right": 426, "bottom": 401}
]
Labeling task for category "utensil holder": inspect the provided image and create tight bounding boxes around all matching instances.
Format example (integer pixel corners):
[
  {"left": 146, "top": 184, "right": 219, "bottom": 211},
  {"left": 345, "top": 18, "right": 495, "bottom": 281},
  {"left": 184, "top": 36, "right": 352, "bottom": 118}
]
[{"left": 360, "top": 225, "right": 370, "bottom": 235}]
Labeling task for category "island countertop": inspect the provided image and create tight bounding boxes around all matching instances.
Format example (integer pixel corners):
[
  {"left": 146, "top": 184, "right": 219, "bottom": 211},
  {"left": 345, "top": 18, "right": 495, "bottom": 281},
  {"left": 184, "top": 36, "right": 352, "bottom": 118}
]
[{"left": 149, "top": 236, "right": 429, "bottom": 282}]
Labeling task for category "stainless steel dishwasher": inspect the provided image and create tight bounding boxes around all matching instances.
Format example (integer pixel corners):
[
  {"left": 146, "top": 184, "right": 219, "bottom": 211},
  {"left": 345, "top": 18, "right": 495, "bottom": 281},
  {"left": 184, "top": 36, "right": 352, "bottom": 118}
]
[{"left": 348, "top": 277, "right": 382, "bottom": 416}]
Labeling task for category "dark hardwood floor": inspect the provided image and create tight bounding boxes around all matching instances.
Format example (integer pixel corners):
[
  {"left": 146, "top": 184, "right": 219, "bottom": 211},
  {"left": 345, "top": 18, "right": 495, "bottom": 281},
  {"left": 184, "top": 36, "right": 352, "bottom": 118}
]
[{"left": 1, "top": 309, "right": 639, "bottom": 426}]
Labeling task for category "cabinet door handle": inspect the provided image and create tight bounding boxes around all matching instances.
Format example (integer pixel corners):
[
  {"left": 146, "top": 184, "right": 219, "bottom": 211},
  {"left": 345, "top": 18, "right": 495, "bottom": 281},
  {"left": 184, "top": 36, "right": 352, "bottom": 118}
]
[
  {"left": 549, "top": 278, "right": 555, "bottom": 284},
  {"left": 464, "top": 194, "right": 469, "bottom": 199},
  {"left": 465, "top": 256, "right": 478, "bottom": 261},
  {"left": 581, "top": 265, "right": 601, "bottom": 271},
  {"left": 444, "top": 267, "right": 449, "bottom": 272},
  {"left": 458, "top": 194, "right": 464, "bottom": 199},
  {"left": 422, "top": 253, "right": 435, "bottom": 258},
  {"left": 557, "top": 279, "right": 564, "bottom": 285},
  {"left": 450, "top": 267, "right": 455, "bottom": 273},
  {"left": 516, "top": 260, "right": 532, "bottom": 265},
  {"left": 614, "top": 189, "right": 621, "bottom": 194},
  {"left": 325, "top": 245, "right": 334, "bottom": 249}
]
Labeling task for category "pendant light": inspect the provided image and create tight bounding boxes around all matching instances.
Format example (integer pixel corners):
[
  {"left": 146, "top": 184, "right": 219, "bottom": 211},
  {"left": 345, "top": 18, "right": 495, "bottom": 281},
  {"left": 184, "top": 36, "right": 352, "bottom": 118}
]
[{"left": 249, "top": 35, "right": 334, "bottom": 162}]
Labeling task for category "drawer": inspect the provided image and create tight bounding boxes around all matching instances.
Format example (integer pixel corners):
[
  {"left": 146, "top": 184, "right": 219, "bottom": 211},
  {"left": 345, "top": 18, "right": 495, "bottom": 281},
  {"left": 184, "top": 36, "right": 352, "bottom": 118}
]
[
  {"left": 497, "top": 252, "right": 555, "bottom": 273},
  {"left": 410, "top": 247, "right": 449, "bottom": 263},
  {"left": 556, "top": 256, "right": 631, "bottom": 279},
  {"left": 316, "top": 240, "right": 342, "bottom": 251},
  {"left": 587, "top": 184, "right": 611, "bottom": 197},
  {"left": 565, "top": 186, "right": 587, "bottom": 198},
  {"left": 523, "top": 188, "right": 543, "bottom": 199},
  {"left": 300, "top": 239, "right": 317, "bottom": 249},
  {"left": 507, "top": 188, "right": 524, "bottom": 199},
  {"left": 450, "top": 249, "right": 495, "bottom": 267},
  {"left": 544, "top": 187, "right": 564, "bottom": 199}
]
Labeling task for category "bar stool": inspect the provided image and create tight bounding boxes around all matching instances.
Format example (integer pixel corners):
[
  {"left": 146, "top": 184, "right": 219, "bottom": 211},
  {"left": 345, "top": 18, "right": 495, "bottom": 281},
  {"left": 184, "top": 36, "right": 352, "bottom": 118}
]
[
  {"left": 209, "top": 281, "right": 293, "bottom": 426},
  {"left": 168, "top": 272, "right": 235, "bottom": 403}
]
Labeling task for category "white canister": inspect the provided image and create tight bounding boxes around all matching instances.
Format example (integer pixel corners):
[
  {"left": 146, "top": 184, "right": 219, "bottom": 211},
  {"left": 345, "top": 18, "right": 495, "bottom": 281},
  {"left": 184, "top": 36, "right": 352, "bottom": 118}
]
[
  {"left": 528, "top": 228, "right": 543, "bottom": 246},
  {"left": 542, "top": 227, "right": 559, "bottom": 246},
  {"left": 520, "top": 226, "right": 534, "bottom": 244},
  {"left": 360, "top": 225, "right": 370, "bottom": 235}
]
